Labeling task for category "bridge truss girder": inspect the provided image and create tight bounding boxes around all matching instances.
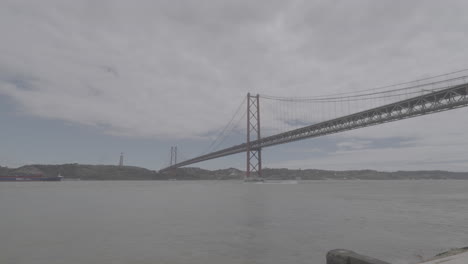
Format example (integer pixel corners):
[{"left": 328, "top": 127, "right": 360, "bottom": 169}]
[
  {"left": 256, "top": 83, "right": 468, "bottom": 148},
  {"left": 159, "top": 83, "right": 468, "bottom": 172}
]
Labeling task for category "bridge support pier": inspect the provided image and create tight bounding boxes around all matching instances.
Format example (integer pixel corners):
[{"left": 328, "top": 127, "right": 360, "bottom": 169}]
[{"left": 246, "top": 93, "right": 262, "bottom": 180}]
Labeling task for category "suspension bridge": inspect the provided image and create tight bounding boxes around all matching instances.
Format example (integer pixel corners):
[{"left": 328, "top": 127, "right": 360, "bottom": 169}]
[{"left": 160, "top": 70, "right": 468, "bottom": 179}]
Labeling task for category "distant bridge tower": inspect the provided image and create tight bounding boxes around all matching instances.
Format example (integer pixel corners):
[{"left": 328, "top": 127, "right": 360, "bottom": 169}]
[
  {"left": 246, "top": 93, "right": 262, "bottom": 179},
  {"left": 119, "top": 152, "right": 124, "bottom": 167},
  {"left": 170, "top": 146, "right": 177, "bottom": 166},
  {"left": 169, "top": 146, "right": 178, "bottom": 178}
]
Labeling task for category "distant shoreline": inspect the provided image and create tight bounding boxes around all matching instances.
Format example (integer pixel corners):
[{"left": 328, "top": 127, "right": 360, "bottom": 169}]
[{"left": 1, "top": 164, "right": 468, "bottom": 181}]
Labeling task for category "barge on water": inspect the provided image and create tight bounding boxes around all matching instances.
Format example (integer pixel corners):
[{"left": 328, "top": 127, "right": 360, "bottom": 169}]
[{"left": 0, "top": 174, "right": 63, "bottom": 182}]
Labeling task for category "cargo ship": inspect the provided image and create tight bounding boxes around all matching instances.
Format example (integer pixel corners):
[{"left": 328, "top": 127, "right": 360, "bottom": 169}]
[{"left": 0, "top": 174, "right": 63, "bottom": 182}]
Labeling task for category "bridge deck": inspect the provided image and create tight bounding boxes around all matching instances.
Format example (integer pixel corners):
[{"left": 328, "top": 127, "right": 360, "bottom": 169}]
[{"left": 160, "top": 82, "right": 468, "bottom": 172}]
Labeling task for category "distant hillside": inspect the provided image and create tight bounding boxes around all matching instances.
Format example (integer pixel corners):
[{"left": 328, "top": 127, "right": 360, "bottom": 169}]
[
  {"left": 160, "top": 167, "right": 244, "bottom": 180},
  {"left": 170, "top": 167, "right": 468, "bottom": 180},
  {"left": 1, "top": 164, "right": 159, "bottom": 180},
  {"left": 0, "top": 165, "right": 10, "bottom": 176},
  {"left": 1, "top": 164, "right": 467, "bottom": 180},
  {"left": 261, "top": 168, "right": 468, "bottom": 180}
]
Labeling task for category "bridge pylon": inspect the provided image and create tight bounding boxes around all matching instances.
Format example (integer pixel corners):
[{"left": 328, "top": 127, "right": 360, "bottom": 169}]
[
  {"left": 170, "top": 146, "right": 177, "bottom": 165},
  {"left": 170, "top": 146, "right": 177, "bottom": 178},
  {"left": 246, "top": 93, "right": 262, "bottom": 180}
]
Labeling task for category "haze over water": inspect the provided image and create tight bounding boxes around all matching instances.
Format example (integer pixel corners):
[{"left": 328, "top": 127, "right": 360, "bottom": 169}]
[{"left": 1, "top": 180, "right": 467, "bottom": 264}]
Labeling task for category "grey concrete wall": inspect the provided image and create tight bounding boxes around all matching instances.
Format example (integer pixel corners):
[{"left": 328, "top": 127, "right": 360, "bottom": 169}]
[{"left": 327, "top": 249, "right": 391, "bottom": 264}]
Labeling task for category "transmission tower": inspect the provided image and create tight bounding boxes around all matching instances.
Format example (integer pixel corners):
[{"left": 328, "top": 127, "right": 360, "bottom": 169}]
[{"left": 246, "top": 93, "right": 262, "bottom": 180}]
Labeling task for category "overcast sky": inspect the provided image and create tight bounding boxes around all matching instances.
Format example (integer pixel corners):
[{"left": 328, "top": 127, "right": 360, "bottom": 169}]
[{"left": 1, "top": 0, "right": 468, "bottom": 171}]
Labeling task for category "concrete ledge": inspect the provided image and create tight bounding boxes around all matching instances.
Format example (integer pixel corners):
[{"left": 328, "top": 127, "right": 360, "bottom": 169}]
[
  {"left": 419, "top": 248, "right": 468, "bottom": 264},
  {"left": 327, "top": 249, "right": 391, "bottom": 264}
]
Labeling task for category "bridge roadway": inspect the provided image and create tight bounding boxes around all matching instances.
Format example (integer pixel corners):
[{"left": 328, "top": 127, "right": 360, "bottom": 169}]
[{"left": 160, "top": 82, "right": 468, "bottom": 172}]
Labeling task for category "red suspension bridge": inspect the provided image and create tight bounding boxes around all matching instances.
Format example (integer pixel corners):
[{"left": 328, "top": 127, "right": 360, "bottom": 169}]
[{"left": 160, "top": 70, "right": 468, "bottom": 179}]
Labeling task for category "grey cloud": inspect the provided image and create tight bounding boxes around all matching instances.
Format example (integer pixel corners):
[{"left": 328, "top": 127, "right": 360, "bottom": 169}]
[{"left": 1, "top": 0, "right": 468, "bottom": 143}]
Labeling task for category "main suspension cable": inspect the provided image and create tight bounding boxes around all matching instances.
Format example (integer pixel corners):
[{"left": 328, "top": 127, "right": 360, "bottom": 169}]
[
  {"left": 201, "top": 96, "right": 247, "bottom": 155},
  {"left": 260, "top": 69, "right": 468, "bottom": 102}
]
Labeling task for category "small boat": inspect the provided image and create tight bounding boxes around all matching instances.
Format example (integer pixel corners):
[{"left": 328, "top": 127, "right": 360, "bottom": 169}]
[
  {"left": 244, "top": 177, "right": 265, "bottom": 183},
  {"left": 262, "top": 180, "right": 299, "bottom": 184}
]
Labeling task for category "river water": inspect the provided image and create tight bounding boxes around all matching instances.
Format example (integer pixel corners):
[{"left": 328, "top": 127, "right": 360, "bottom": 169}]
[{"left": 1, "top": 180, "right": 467, "bottom": 264}]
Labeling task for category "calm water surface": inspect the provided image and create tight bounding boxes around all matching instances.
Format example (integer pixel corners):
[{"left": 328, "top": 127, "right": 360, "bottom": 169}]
[{"left": 1, "top": 180, "right": 467, "bottom": 264}]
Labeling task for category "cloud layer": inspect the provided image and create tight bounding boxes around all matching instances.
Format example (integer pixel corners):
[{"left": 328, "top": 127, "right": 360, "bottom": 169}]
[
  {"left": 2, "top": 0, "right": 468, "bottom": 139},
  {"left": 1, "top": 0, "right": 468, "bottom": 170}
]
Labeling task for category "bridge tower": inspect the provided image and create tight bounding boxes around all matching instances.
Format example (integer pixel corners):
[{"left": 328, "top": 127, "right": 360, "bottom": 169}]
[
  {"left": 170, "top": 146, "right": 177, "bottom": 166},
  {"left": 246, "top": 93, "right": 262, "bottom": 180},
  {"left": 170, "top": 146, "right": 177, "bottom": 178}
]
